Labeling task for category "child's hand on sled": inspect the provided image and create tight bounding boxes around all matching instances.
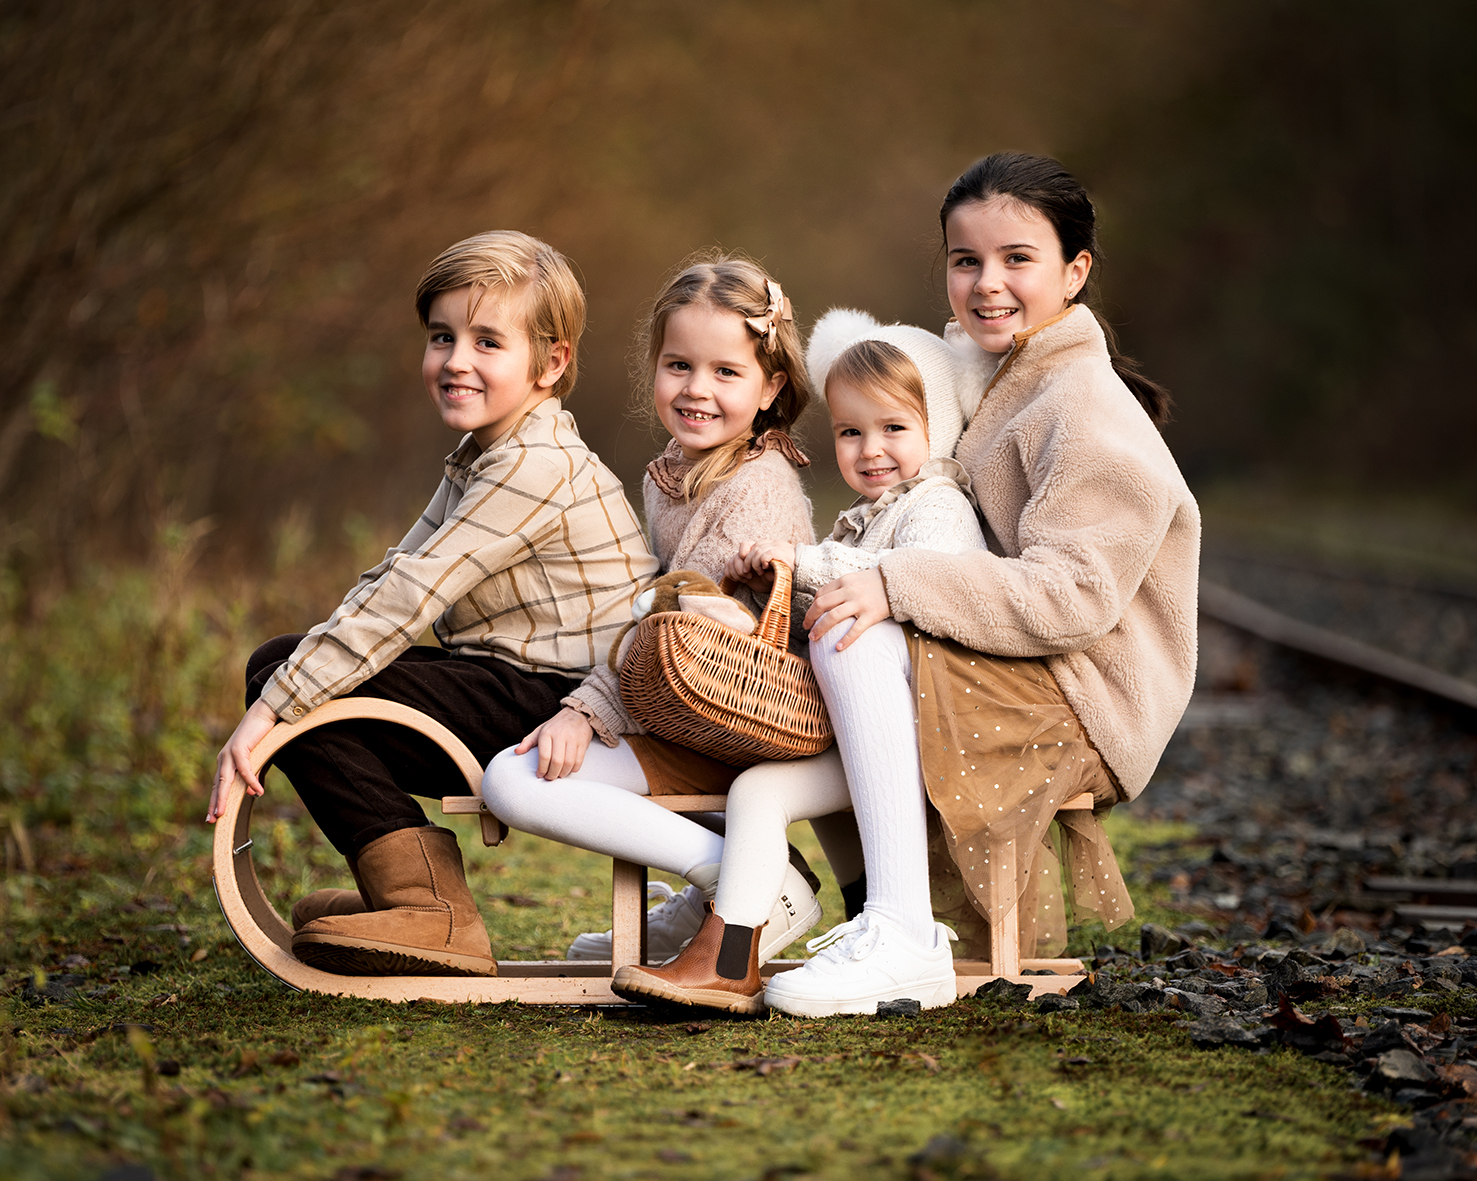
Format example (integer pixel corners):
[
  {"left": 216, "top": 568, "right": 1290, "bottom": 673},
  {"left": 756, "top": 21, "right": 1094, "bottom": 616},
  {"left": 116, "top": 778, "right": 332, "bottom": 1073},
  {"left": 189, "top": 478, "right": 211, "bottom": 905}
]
[
  {"left": 517, "top": 707, "right": 595, "bottom": 780},
  {"left": 208, "top": 698, "right": 278, "bottom": 823},
  {"left": 725, "top": 539, "right": 795, "bottom": 593},
  {"left": 804, "top": 567, "right": 890, "bottom": 649}
]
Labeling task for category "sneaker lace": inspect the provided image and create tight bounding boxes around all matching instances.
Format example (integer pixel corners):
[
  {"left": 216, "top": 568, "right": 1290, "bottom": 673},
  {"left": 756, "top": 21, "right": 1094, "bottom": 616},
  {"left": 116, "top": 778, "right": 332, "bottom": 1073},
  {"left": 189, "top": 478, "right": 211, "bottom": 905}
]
[
  {"left": 646, "top": 881, "right": 696, "bottom": 925},
  {"left": 645, "top": 880, "right": 677, "bottom": 905},
  {"left": 803, "top": 914, "right": 879, "bottom": 963}
]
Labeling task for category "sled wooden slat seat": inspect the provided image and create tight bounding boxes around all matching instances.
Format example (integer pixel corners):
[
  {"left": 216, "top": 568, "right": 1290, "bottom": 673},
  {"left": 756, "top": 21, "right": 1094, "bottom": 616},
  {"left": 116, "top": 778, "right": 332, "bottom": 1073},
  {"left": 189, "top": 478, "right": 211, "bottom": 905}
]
[{"left": 213, "top": 698, "right": 1087, "bottom": 1004}]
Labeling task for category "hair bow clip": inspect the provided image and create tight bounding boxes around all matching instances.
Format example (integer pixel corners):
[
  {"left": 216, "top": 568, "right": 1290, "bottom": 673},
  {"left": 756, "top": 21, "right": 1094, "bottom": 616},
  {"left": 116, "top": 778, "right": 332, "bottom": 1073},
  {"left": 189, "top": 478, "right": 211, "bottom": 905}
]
[{"left": 743, "top": 280, "right": 793, "bottom": 353}]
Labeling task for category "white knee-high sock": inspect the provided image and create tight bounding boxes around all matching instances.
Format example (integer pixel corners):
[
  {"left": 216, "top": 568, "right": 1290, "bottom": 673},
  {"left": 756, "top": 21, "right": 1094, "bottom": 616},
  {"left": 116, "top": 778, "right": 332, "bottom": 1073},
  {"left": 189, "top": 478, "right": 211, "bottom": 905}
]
[
  {"left": 809, "top": 619, "right": 934, "bottom": 944},
  {"left": 481, "top": 742, "right": 724, "bottom": 881},
  {"left": 713, "top": 748, "right": 852, "bottom": 928}
]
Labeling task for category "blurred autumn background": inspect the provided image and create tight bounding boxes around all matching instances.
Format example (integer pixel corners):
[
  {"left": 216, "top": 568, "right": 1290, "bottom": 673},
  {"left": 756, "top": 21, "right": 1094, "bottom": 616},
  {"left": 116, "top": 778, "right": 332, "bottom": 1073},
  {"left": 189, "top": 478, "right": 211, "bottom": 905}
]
[
  {"left": 6, "top": 0, "right": 1476, "bottom": 589},
  {"left": 3, "top": 0, "right": 1477, "bottom": 829}
]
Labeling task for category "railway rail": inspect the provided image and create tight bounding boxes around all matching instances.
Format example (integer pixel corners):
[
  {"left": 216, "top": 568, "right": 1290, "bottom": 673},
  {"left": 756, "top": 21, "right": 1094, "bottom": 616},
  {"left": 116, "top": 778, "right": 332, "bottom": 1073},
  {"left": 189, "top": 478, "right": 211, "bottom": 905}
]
[{"left": 1141, "top": 547, "right": 1477, "bottom": 935}]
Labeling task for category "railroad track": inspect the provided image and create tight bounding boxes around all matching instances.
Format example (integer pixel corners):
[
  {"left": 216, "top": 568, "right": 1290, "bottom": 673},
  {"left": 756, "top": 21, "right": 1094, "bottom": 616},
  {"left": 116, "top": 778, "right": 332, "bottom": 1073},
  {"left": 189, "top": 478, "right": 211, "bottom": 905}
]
[
  {"left": 1137, "top": 546, "right": 1477, "bottom": 931},
  {"left": 1199, "top": 547, "right": 1477, "bottom": 712}
]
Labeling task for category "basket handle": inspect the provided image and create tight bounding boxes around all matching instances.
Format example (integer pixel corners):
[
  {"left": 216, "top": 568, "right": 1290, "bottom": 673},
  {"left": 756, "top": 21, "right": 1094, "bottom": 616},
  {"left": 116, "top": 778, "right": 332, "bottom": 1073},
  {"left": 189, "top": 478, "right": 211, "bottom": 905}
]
[{"left": 720, "top": 559, "right": 794, "bottom": 650}]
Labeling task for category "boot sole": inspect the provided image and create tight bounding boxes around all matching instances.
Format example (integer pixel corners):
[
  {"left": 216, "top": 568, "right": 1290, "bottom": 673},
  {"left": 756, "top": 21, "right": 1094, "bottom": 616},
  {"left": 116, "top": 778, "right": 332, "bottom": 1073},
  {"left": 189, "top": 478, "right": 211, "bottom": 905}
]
[
  {"left": 610, "top": 967, "right": 765, "bottom": 1015},
  {"left": 763, "top": 973, "right": 956, "bottom": 1018},
  {"left": 293, "top": 933, "right": 497, "bottom": 977}
]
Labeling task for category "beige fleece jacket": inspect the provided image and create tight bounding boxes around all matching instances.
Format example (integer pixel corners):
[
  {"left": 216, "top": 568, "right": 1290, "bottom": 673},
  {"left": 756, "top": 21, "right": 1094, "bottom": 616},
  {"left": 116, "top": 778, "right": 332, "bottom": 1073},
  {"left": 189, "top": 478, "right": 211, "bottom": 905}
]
[
  {"left": 564, "top": 438, "right": 816, "bottom": 742},
  {"left": 878, "top": 304, "right": 1200, "bottom": 798}
]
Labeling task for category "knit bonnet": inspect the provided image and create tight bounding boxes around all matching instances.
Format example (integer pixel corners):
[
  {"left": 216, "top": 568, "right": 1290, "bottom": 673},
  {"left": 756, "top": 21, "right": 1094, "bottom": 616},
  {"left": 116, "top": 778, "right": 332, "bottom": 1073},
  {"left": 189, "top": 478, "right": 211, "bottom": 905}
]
[{"left": 805, "top": 309, "right": 982, "bottom": 459}]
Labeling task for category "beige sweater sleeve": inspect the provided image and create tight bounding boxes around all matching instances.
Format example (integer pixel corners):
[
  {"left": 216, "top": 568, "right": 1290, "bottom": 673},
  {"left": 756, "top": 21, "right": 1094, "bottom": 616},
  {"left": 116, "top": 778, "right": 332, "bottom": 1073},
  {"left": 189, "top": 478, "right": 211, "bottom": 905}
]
[
  {"left": 880, "top": 425, "right": 1178, "bottom": 657},
  {"left": 563, "top": 447, "right": 816, "bottom": 742}
]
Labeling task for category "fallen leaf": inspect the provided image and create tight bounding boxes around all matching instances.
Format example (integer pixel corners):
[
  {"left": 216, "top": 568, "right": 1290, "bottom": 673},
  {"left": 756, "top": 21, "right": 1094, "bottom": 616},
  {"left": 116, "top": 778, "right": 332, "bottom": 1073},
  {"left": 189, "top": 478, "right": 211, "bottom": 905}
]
[
  {"left": 497, "top": 894, "right": 541, "bottom": 908},
  {"left": 1270, "top": 992, "right": 1349, "bottom": 1053},
  {"left": 1051, "top": 1097, "right": 1068, "bottom": 1109},
  {"left": 1428, "top": 1012, "right": 1452, "bottom": 1036},
  {"left": 190, "top": 948, "right": 209, "bottom": 963},
  {"left": 268, "top": 1049, "right": 300, "bottom": 1067},
  {"left": 1437, "top": 1064, "right": 1477, "bottom": 1096},
  {"left": 684, "top": 1022, "right": 711, "bottom": 1035},
  {"left": 232, "top": 1049, "right": 259, "bottom": 1077}
]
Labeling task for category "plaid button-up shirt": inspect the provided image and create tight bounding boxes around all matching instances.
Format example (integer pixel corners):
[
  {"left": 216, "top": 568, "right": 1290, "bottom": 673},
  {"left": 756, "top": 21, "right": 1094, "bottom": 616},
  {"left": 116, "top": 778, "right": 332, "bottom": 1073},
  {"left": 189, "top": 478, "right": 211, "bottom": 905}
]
[{"left": 260, "top": 399, "right": 658, "bottom": 723}]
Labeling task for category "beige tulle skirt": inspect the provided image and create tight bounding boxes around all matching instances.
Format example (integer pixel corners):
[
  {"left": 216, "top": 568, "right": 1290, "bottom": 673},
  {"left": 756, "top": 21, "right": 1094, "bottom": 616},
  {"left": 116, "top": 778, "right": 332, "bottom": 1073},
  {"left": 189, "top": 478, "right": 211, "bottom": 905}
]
[{"left": 909, "top": 629, "right": 1135, "bottom": 961}]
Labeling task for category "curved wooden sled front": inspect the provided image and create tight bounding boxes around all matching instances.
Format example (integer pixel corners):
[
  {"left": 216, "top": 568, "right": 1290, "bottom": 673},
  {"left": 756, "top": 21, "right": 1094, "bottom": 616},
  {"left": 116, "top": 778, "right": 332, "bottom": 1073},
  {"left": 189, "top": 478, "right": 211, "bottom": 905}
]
[
  {"left": 214, "top": 698, "right": 1088, "bottom": 1003},
  {"left": 211, "top": 698, "right": 628, "bottom": 1003}
]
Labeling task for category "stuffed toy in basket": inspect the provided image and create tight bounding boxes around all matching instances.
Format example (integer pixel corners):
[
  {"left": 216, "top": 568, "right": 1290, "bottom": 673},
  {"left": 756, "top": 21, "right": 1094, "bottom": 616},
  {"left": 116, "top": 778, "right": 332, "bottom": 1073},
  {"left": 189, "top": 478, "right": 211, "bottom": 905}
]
[{"left": 616, "top": 562, "right": 833, "bottom": 767}]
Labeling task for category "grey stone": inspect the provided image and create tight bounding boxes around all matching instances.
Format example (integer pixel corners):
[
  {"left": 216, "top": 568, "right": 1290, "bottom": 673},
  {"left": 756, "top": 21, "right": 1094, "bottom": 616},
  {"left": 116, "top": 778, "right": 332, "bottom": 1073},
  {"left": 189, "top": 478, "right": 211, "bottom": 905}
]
[
  {"left": 19, "top": 973, "right": 88, "bottom": 1006},
  {"left": 1165, "top": 948, "right": 1209, "bottom": 971},
  {"left": 1141, "top": 923, "right": 1190, "bottom": 959},
  {"left": 876, "top": 998, "right": 921, "bottom": 1018},
  {"left": 1036, "top": 994, "right": 1080, "bottom": 1014},
  {"left": 1323, "top": 927, "right": 1367, "bottom": 959},
  {"left": 909, "top": 1135, "right": 969, "bottom": 1167},
  {"left": 1360, "top": 1021, "right": 1416, "bottom": 1057},
  {"left": 1187, "top": 1013, "right": 1261, "bottom": 1048},
  {"left": 974, "top": 978, "right": 1033, "bottom": 1005},
  {"left": 1163, "top": 988, "right": 1227, "bottom": 1018},
  {"left": 1372, "top": 1049, "right": 1439, "bottom": 1089}
]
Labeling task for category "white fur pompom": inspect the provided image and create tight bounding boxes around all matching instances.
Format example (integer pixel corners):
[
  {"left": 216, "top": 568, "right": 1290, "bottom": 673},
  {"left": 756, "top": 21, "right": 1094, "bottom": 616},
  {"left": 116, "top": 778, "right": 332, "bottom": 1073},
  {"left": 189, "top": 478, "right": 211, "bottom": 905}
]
[{"left": 805, "top": 308, "right": 882, "bottom": 393}]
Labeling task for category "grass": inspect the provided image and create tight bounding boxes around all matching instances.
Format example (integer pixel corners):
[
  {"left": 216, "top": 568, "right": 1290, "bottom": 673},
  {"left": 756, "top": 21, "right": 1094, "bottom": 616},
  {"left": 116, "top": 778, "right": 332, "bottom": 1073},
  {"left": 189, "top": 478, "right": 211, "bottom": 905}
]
[{"left": 1, "top": 563, "right": 1408, "bottom": 1179}]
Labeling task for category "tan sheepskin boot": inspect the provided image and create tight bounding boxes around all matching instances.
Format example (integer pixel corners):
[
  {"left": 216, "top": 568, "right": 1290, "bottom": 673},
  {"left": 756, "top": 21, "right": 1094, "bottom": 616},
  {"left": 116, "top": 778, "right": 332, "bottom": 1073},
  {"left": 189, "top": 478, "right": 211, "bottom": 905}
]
[
  {"left": 291, "top": 825, "right": 496, "bottom": 977},
  {"left": 611, "top": 904, "right": 765, "bottom": 1014},
  {"left": 290, "top": 858, "right": 371, "bottom": 930}
]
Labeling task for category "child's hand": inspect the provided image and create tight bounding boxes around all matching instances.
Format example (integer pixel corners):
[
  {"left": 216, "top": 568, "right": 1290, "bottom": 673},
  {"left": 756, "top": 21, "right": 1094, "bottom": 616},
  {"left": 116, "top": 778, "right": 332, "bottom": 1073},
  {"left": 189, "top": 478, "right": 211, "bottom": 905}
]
[
  {"left": 726, "top": 540, "right": 796, "bottom": 593},
  {"left": 803, "top": 567, "right": 890, "bottom": 649},
  {"left": 516, "top": 707, "right": 595, "bottom": 780},
  {"left": 207, "top": 699, "right": 279, "bottom": 823}
]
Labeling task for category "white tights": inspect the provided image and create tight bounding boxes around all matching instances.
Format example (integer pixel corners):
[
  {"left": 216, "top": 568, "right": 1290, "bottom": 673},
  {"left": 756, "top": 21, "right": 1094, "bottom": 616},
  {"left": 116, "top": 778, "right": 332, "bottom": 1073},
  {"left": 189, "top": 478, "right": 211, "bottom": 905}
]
[
  {"left": 481, "top": 742, "right": 862, "bottom": 923},
  {"left": 481, "top": 742, "right": 724, "bottom": 880},
  {"left": 809, "top": 618, "right": 935, "bottom": 944}
]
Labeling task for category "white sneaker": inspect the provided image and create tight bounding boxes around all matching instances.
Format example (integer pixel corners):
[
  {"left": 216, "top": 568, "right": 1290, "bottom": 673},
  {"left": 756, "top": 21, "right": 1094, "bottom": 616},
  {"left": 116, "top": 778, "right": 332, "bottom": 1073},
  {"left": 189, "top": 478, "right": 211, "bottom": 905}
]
[
  {"left": 762, "top": 911, "right": 958, "bottom": 1017},
  {"left": 757, "top": 864, "right": 824, "bottom": 964},
  {"left": 565, "top": 864, "right": 823, "bottom": 966},
  {"left": 565, "top": 882, "right": 706, "bottom": 964}
]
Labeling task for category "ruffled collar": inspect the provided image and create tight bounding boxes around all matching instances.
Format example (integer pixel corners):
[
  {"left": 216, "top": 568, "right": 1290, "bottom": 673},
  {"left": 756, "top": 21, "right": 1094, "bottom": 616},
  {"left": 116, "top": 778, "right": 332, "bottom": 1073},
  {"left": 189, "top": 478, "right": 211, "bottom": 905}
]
[
  {"left": 831, "top": 457, "right": 975, "bottom": 542},
  {"left": 646, "top": 430, "right": 810, "bottom": 501}
]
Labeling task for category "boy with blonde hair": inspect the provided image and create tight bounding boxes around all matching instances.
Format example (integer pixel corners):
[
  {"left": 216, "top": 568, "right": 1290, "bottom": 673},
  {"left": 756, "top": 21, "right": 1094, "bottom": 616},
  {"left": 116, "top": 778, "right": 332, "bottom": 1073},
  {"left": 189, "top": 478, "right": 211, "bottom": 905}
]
[{"left": 207, "top": 231, "right": 658, "bottom": 978}]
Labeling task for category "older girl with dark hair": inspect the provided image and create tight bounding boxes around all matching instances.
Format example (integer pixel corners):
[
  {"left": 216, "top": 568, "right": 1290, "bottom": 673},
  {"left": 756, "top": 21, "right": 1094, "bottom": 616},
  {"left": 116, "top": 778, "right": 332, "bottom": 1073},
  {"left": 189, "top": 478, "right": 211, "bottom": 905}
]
[{"left": 766, "top": 152, "right": 1200, "bottom": 1016}]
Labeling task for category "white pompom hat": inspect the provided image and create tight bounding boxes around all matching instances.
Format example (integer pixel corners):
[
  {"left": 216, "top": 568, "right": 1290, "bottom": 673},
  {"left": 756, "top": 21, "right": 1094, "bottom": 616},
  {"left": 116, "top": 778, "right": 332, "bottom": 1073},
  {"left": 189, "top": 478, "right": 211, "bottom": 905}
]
[{"left": 805, "top": 308, "right": 985, "bottom": 459}]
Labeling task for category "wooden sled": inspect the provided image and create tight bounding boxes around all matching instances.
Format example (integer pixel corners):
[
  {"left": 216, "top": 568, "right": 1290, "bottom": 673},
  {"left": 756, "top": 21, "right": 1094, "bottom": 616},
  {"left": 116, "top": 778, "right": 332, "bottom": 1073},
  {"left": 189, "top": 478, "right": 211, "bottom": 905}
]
[{"left": 212, "top": 698, "right": 1085, "bottom": 1004}]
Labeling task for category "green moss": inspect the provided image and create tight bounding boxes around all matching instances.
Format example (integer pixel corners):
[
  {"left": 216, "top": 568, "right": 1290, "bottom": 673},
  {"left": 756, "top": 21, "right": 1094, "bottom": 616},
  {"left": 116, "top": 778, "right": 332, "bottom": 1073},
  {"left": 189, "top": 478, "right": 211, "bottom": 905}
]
[{"left": 0, "top": 563, "right": 1405, "bottom": 1179}]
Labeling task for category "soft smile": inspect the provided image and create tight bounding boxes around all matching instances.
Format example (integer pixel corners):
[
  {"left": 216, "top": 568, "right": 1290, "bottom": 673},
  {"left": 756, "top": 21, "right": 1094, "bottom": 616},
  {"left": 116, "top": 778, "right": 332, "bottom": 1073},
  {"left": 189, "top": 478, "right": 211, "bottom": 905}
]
[
  {"left": 441, "top": 383, "right": 484, "bottom": 400},
  {"left": 974, "top": 306, "right": 1018, "bottom": 321},
  {"left": 675, "top": 407, "right": 718, "bottom": 423},
  {"left": 860, "top": 464, "right": 898, "bottom": 480}
]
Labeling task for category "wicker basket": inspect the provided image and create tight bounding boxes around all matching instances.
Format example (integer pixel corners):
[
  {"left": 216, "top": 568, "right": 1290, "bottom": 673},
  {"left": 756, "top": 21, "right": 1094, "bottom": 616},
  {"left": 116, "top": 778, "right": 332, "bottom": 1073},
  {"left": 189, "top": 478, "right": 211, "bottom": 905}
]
[{"left": 617, "top": 560, "right": 834, "bottom": 767}]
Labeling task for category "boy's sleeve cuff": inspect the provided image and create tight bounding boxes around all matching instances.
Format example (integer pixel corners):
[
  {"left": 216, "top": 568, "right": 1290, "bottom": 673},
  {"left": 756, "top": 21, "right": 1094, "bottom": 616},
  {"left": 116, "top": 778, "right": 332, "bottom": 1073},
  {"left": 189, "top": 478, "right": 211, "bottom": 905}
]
[{"left": 257, "top": 674, "right": 311, "bottom": 724}]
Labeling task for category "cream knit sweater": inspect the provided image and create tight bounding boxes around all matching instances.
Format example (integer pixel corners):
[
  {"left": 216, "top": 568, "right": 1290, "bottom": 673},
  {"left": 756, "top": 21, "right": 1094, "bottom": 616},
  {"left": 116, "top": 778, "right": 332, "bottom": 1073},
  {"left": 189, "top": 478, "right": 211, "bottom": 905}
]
[
  {"left": 564, "top": 439, "right": 816, "bottom": 743},
  {"left": 792, "top": 458, "right": 986, "bottom": 593},
  {"left": 878, "top": 305, "right": 1200, "bottom": 799}
]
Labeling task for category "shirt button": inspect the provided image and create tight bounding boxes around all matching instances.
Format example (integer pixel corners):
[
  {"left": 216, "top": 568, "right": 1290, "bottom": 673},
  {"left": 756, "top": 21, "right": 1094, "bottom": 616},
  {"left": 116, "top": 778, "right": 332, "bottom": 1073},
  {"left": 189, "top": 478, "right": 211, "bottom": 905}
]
[{"left": 293, "top": 707, "right": 304, "bottom": 716}]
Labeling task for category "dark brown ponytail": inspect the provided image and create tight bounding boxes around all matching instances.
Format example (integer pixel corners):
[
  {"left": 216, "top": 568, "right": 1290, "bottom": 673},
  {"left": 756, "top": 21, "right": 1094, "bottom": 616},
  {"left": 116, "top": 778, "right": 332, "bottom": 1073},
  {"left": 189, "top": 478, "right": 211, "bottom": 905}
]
[{"left": 940, "top": 153, "right": 1173, "bottom": 427}]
